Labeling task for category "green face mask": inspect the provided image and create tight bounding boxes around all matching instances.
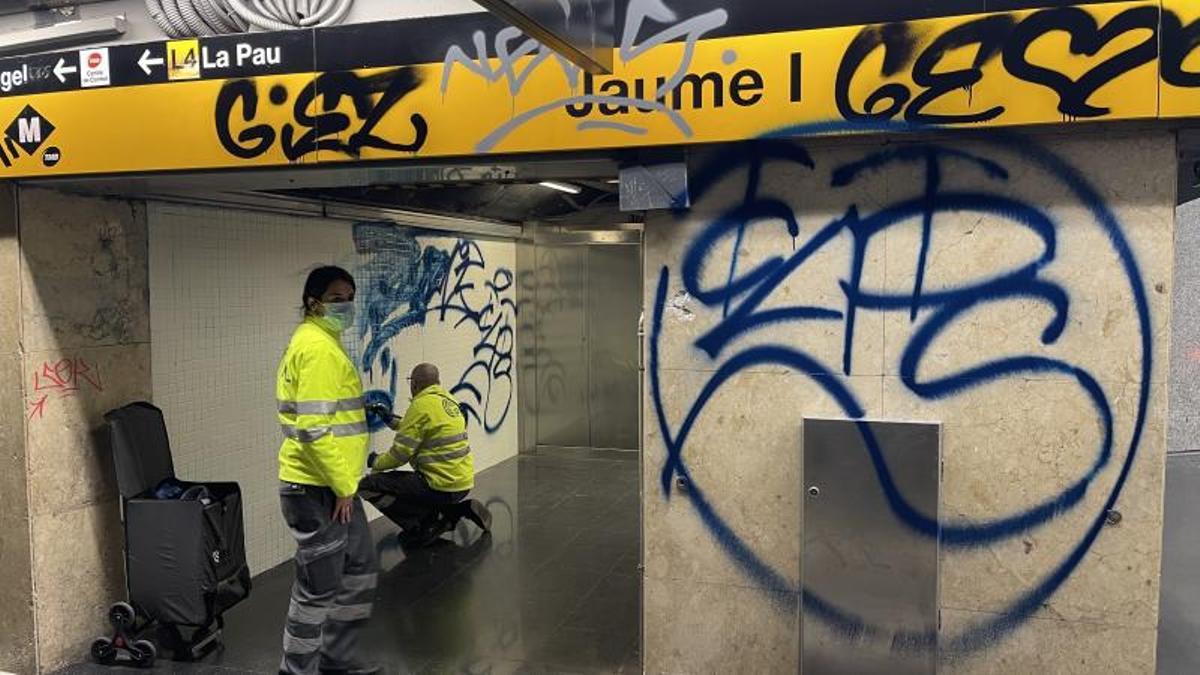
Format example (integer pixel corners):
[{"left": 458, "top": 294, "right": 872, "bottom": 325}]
[{"left": 317, "top": 301, "right": 356, "bottom": 333}]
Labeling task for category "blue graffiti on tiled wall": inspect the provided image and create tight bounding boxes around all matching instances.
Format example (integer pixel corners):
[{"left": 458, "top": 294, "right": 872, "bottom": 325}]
[
  {"left": 650, "top": 127, "right": 1151, "bottom": 654},
  {"left": 350, "top": 222, "right": 516, "bottom": 434}
]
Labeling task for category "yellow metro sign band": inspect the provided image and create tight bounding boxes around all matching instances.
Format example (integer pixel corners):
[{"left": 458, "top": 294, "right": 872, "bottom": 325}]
[{"left": 0, "top": 0, "right": 1196, "bottom": 179}]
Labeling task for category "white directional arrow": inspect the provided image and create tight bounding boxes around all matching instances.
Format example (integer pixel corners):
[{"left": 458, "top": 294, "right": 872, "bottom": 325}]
[
  {"left": 138, "top": 49, "right": 164, "bottom": 76},
  {"left": 53, "top": 57, "right": 76, "bottom": 83}
]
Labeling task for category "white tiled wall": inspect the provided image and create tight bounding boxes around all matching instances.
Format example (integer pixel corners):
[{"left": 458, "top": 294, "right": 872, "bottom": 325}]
[{"left": 149, "top": 203, "right": 519, "bottom": 574}]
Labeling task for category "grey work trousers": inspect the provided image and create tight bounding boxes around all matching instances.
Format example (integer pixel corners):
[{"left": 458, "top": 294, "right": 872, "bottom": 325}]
[{"left": 278, "top": 482, "right": 378, "bottom": 674}]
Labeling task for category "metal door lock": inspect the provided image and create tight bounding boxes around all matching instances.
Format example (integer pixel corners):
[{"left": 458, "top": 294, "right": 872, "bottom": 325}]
[{"left": 807, "top": 486, "right": 820, "bottom": 497}]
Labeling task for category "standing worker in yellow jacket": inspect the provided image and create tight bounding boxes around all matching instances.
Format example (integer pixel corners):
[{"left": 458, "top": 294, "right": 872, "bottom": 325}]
[
  {"left": 276, "top": 266, "right": 378, "bottom": 675},
  {"left": 360, "top": 363, "right": 491, "bottom": 547}
]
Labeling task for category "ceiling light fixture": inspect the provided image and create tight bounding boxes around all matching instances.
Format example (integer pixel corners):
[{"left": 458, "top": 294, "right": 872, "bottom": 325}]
[{"left": 539, "top": 181, "right": 582, "bottom": 194}]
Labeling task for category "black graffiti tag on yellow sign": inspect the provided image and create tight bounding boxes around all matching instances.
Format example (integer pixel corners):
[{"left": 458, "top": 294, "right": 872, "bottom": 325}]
[
  {"left": 0, "top": 1, "right": 1197, "bottom": 177},
  {"left": 835, "top": 5, "right": 1163, "bottom": 124},
  {"left": 1161, "top": 0, "right": 1200, "bottom": 118},
  {"left": 213, "top": 68, "right": 429, "bottom": 162}
]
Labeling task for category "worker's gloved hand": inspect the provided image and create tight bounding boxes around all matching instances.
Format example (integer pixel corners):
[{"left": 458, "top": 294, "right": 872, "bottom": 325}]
[{"left": 367, "top": 404, "right": 399, "bottom": 431}]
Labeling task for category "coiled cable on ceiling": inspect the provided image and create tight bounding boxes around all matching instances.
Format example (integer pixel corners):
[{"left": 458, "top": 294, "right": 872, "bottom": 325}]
[
  {"left": 145, "top": 0, "right": 187, "bottom": 37},
  {"left": 145, "top": 0, "right": 351, "bottom": 37}
]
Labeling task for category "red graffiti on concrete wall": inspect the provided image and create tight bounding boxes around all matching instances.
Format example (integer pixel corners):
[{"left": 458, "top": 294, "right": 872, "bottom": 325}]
[{"left": 27, "top": 357, "right": 104, "bottom": 420}]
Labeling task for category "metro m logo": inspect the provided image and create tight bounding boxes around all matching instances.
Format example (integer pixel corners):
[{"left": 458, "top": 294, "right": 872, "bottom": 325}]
[
  {"left": 18, "top": 116, "right": 40, "bottom": 144},
  {"left": 5, "top": 104, "right": 55, "bottom": 156}
]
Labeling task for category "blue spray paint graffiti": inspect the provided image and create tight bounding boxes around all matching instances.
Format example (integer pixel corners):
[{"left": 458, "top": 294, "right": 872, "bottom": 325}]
[
  {"left": 650, "top": 126, "right": 1152, "bottom": 654},
  {"left": 351, "top": 222, "right": 516, "bottom": 434}
]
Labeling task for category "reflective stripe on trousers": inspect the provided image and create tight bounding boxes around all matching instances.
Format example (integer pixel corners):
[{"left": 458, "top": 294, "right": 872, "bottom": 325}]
[{"left": 279, "top": 483, "right": 378, "bottom": 674}]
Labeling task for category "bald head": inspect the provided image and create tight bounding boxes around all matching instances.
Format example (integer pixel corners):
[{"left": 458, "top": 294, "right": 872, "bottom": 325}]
[{"left": 410, "top": 363, "right": 439, "bottom": 396}]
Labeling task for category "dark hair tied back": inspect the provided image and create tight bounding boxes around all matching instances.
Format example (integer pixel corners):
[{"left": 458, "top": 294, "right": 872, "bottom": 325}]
[{"left": 303, "top": 266, "right": 356, "bottom": 315}]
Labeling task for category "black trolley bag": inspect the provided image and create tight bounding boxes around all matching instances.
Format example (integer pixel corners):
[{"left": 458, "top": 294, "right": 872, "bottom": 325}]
[{"left": 90, "top": 401, "right": 252, "bottom": 667}]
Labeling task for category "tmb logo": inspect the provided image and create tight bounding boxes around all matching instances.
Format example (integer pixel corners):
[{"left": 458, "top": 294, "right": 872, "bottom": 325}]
[{"left": 5, "top": 105, "right": 55, "bottom": 155}]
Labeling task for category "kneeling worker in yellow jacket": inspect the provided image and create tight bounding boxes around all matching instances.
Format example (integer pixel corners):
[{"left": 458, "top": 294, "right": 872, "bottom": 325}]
[{"left": 360, "top": 363, "right": 491, "bottom": 547}]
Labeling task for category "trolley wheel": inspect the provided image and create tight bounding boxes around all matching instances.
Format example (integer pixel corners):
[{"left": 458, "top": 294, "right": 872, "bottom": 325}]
[
  {"left": 90, "top": 637, "right": 117, "bottom": 665},
  {"left": 108, "top": 601, "right": 137, "bottom": 629},
  {"left": 130, "top": 639, "right": 157, "bottom": 668}
]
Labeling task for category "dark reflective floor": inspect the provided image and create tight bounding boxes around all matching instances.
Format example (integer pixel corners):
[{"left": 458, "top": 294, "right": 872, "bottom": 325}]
[{"left": 59, "top": 452, "right": 641, "bottom": 675}]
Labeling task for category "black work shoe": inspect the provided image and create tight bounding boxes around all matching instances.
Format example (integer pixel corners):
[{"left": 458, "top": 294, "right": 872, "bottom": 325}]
[
  {"left": 397, "top": 527, "right": 428, "bottom": 548},
  {"left": 399, "top": 517, "right": 450, "bottom": 549},
  {"left": 319, "top": 662, "right": 381, "bottom": 675},
  {"left": 417, "top": 527, "right": 447, "bottom": 548},
  {"left": 428, "top": 515, "right": 457, "bottom": 542},
  {"left": 463, "top": 499, "right": 492, "bottom": 532}
]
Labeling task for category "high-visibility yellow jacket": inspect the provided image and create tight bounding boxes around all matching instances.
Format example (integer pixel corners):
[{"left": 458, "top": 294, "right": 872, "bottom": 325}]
[
  {"left": 276, "top": 317, "right": 369, "bottom": 498},
  {"left": 373, "top": 384, "right": 474, "bottom": 492}
]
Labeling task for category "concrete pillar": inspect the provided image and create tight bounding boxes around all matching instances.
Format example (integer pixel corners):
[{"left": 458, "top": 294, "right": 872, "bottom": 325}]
[
  {"left": 14, "top": 187, "right": 151, "bottom": 672},
  {"left": 641, "top": 130, "right": 1174, "bottom": 673},
  {"left": 0, "top": 183, "right": 36, "bottom": 674}
]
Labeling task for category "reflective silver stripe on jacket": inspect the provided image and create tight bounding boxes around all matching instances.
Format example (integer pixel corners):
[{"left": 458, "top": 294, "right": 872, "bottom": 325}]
[
  {"left": 422, "top": 432, "right": 468, "bottom": 450},
  {"left": 281, "top": 425, "right": 329, "bottom": 442},
  {"left": 386, "top": 446, "right": 412, "bottom": 462},
  {"left": 413, "top": 446, "right": 471, "bottom": 465},
  {"left": 278, "top": 397, "right": 365, "bottom": 415},
  {"left": 394, "top": 434, "right": 420, "bottom": 450},
  {"left": 281, "top": 421, "right": 368, "bottom": 441},
  {"left": 331, "top": 421, "right": 369, "bottom": 437}
]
